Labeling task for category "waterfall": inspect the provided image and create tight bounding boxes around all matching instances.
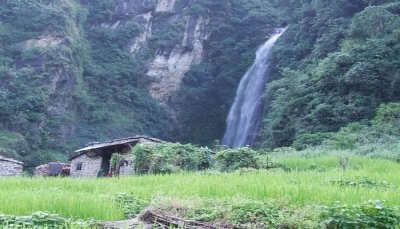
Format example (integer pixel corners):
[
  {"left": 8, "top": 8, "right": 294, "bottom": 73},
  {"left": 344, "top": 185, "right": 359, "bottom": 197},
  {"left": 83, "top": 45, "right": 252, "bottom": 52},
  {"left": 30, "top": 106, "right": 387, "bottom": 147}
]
[{"left": 222, "top": 28, "right": 286, "bottom": 148}]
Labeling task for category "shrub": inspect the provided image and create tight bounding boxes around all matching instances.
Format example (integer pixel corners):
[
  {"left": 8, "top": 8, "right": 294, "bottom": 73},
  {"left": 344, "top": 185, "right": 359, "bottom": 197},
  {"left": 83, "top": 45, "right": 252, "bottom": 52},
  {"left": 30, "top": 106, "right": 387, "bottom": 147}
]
[
  {"left": 230, "top": 202, "right": 280, "bottom": 227},
  {"left": 110, "top": 153, "right": 122, "bottom": 171},
  {"left": 349, "top": 6, "right": 400, "bottom": 39},
  {"left": 215, "top": 147, "right": 259, "bottom": 172},
  {"left": 293, "top": 132, "right": 333, "bottom": 150},
  {"left": 324, "top": 123, "right": 362, "bottom": 150},
  {"left": 321, "top": 201, "right": 400, "bottom": 229},
  {"left": 0, "top": 130, "right": 29, "bottom": 160},
  {"left": 0, "top": 211, "right": 95, "bottom": 228},
  {"left": 372, "top": 103, "right": 400, "bottom": 135},
  {"left": 229, "top": 201, "right": 320, "bottom": 229},
  {"left": 255, "top": 154, "right": 283, "bottom": 170},
  {"left": 115, "top": 193, "right": 148, "bottom": 219},
  {"left": 132, "top": 143, "right": 213, "bottom": 174}
]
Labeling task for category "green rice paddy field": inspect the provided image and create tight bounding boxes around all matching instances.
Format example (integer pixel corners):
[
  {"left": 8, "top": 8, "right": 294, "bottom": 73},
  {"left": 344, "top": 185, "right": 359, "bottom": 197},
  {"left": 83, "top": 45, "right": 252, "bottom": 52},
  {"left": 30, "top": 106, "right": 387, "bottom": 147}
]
[{"left": 1, "top": 156, "right": 400, "bottom": 221}]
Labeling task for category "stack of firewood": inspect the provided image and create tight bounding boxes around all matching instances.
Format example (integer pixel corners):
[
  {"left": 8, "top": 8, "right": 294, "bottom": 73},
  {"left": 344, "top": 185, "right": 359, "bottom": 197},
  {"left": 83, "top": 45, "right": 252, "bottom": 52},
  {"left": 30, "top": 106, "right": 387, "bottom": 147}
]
[{"left": 139, "top": 210, "right": 234, "bottom": 229}]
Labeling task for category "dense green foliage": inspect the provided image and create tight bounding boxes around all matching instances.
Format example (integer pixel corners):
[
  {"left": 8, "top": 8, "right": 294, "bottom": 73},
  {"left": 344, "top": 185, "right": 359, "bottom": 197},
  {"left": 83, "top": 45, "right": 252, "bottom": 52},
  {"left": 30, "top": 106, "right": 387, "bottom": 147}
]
[
  {"left": 215, "top": 147, "right": 259, "bottom": 171},
  {"left": 0, "top": 211, "right": 94, "bottom": 228},
  {"left": 280, "top": 102, "right": 400, "bottom": 165},
  {"left": 261, "top": 1, "right": 400, "bottom": 148},
  {"left": 322, "top": 201, "right": 400, "bottom": 229},
  {"left": 115, "top": 193, "right": 148, "bottom": 219},
  {"left": 132, "top": 143, "right": 213, "bottom": 174},
  {"left": 0, "top": 0, "right": 86, "bottom": 166}
]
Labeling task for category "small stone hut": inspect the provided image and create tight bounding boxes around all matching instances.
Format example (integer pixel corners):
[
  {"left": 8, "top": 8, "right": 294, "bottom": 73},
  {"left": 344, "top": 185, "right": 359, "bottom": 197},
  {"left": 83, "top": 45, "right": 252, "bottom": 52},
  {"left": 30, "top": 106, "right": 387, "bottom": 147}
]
[
  {"left": 34, "top": 162, "right": 70, "bottom": 177},
  {"left": 0, "top": 155, "right": 24, "bottom": 176},
  {"left": 70, "top": 136, "right": 163, "bottom": 177}
]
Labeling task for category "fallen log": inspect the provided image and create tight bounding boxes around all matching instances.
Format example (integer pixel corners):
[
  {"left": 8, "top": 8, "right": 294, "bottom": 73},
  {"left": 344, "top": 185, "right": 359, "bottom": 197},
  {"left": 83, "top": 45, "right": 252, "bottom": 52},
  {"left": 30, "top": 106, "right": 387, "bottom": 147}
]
[{"left": 139, "top": 210, "right": 233, "bottom": 229}]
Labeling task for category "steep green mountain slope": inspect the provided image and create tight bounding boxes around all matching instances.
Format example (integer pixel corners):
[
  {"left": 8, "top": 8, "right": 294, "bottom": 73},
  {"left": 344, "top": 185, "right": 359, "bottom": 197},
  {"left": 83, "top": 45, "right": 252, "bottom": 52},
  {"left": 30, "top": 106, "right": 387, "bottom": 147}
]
[
  {"left": 0, "top": 0, "right": 399, "bottom": 167},
  {"left": 0, "top": 0, "right": 87, "bottom": 165},
  {"left": 260, "top": 0, "right": 400, "bottom": 148}
]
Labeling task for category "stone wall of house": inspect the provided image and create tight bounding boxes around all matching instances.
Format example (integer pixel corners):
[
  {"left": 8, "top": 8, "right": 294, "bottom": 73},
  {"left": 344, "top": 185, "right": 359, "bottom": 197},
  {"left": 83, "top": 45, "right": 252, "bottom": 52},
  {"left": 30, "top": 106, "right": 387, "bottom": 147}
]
[
  {"left": 70, "top": 154, "right": 102, "bottom": 177},
  {"left": 0, "top": 161, "right": 23, "bottom": 176},
  {"left": 119, "top": 154, "right": 135, "bottom": 176}
]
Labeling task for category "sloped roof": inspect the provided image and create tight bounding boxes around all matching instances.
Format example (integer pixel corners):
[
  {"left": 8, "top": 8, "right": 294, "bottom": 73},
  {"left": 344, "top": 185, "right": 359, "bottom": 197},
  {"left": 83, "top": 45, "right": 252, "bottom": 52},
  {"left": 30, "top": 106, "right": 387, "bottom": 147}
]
[
  {"left": 0, "top": 155, "right": 24, "bottom": 165},
  {"left": 70, "top": 136, "right": 164, "bottom": 160}
]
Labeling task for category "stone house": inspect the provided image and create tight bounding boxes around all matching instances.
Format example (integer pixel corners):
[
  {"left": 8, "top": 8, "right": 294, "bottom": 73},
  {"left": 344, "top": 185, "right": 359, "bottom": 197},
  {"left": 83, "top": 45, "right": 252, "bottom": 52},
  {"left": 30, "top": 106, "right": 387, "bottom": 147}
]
[
  {"left": 0, "top": 155, "right": 24, "bottom": 176},
  {"left": 70, "top": 136, "right": 163, "bottom": 177},
  {"left": 34, "top": 162, "right": 70, "bottom": 177}
]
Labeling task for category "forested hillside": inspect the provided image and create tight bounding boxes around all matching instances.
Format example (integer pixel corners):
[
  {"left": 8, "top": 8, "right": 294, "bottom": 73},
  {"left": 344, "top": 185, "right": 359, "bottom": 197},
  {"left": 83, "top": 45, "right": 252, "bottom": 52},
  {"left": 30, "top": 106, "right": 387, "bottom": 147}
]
[
  {"left": 261, "top": 0, "right": 400, "bottom": 149},
  {"left": 0, "top": 0, "right": 399, "bottom": 167}
]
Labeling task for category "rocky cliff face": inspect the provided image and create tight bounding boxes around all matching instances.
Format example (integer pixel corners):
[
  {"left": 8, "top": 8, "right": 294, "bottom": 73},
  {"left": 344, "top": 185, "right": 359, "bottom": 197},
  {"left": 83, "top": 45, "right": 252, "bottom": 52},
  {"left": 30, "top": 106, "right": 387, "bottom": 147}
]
[
  {"left": 146, "top": 15, "right": 210, "bottom": 104},
  {"left": 93, "top": 0, "right": 211, "bottom": 105}
]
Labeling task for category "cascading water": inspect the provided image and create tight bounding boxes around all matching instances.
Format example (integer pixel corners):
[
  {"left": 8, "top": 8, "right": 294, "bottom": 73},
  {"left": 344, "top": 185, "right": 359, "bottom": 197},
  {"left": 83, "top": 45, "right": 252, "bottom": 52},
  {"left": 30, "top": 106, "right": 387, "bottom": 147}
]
[{"left": 222, "top": 28, "right": 286, "bottom": 148}]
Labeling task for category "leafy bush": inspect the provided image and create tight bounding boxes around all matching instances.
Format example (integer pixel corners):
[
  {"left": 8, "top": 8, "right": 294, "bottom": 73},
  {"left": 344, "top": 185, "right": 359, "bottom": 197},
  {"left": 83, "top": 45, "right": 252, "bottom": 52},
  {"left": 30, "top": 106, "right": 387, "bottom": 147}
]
[
  {"left": 132, "top": 143, "right": 213, "bottom": 174},
  {"left": 0, "top": 131, "right": 28, "bottom": 160},
  {"left": 293, "top": 132, "right": 333, "bottom": 150},
  {"left": 349, "top": 6, "right": 400, "bottom": 39},
  {"left": 372, "top": 103, "right": 400, "bottom": 135},
  {"left": 115, "top": 193, "right": 148, "bottom": 219},
  {"left": 229, "top": 199, "right": 400, "bottom": 229},
  {"left": 322, "top": 201, "right": 400, "bottom": 229},
  {"left": 230, "top": 202, "right": 280, "bottom": 227},
  {"left": 324, "top": 123, "right": 362, "bottom": 150},
  {"left": 287, "top": 103, "right": 400, "bottom": 157},
  {"left": 0, "top": 211, "right": 95, "bottom": 228},
  {"left": 110, "top": 153, "right": 122, "bottom": 171},
  {"left": 229, "top": 201, "right": 320, "bottom": 229},
  {"left": 215, "top": 147, "right": 259, "bottom": 172}
]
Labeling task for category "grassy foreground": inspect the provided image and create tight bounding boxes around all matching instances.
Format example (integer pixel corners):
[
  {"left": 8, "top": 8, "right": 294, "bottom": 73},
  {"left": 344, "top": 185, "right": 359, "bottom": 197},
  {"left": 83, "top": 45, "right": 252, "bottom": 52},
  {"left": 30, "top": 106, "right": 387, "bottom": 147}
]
[{"left": 1, "top": 155, "right": 400, "bottom": 222}]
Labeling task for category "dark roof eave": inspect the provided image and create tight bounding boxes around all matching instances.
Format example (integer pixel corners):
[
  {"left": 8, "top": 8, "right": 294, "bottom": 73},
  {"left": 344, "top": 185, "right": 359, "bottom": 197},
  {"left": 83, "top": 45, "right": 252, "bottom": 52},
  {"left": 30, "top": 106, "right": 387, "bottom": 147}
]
[
  {"left": 69, "top": 136, "right": 164, "bottom": 161},
  {"left": 0, "top": 157, "right": 24, "bottom": 165}
]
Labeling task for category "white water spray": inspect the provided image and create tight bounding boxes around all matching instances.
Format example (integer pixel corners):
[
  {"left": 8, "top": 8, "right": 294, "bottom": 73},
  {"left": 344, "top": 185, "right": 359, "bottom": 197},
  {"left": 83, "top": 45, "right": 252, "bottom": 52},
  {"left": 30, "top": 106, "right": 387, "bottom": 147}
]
[{"left": 222, "top": 28, "right": 286, "bottom": 148}]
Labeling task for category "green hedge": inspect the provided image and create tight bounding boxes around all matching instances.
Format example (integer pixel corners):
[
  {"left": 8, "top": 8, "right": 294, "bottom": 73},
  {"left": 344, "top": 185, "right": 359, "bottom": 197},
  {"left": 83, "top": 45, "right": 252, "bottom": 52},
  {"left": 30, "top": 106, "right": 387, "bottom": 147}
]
[{"left": 132, "top": 143, "right": 213, "bottom": 174}]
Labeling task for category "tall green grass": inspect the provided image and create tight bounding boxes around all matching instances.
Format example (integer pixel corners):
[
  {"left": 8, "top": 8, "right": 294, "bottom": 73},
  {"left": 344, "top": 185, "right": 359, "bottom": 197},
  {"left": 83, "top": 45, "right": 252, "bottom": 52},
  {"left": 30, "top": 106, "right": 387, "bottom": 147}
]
[{"left": 1, "top": 156, "right": 399, "bottom": 220}]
